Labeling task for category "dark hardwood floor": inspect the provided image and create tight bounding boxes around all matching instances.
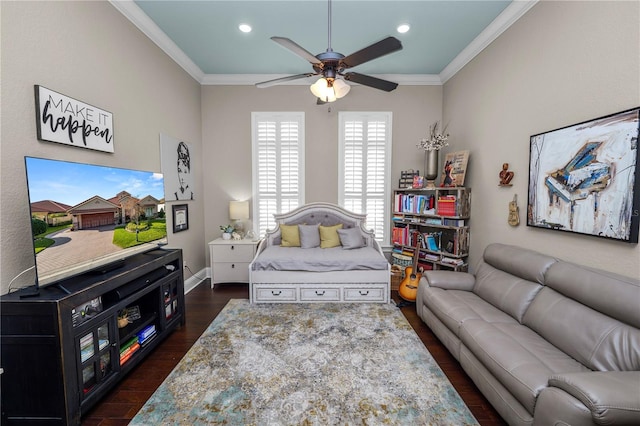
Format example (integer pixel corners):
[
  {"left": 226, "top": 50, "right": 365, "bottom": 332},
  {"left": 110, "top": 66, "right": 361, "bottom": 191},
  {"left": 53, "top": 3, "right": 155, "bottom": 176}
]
[{"left": 82, "top": 281, "right": 506, "bottom": 425}]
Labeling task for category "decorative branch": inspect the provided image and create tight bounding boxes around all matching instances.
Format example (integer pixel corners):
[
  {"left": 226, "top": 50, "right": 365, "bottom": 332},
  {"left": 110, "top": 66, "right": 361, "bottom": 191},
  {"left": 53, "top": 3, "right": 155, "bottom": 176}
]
[{"left": 417, "top": 121, "right": 449, "bottom": 151}]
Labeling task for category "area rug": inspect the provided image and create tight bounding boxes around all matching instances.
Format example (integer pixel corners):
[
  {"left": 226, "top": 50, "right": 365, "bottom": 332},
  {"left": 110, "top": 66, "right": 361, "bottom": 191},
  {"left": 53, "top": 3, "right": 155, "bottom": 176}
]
[{"left": 131, "top": 299, "right": 478, "bottom": 425}]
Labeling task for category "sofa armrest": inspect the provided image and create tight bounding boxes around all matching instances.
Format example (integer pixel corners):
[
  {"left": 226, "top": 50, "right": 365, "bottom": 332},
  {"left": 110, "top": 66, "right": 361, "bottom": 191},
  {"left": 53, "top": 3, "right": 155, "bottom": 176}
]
[
  {"left": 422, "top": 270, "right": 475, "bottom": 291},
  {"left": 548, "top": 371, "right": 640, "bottom": 425}
]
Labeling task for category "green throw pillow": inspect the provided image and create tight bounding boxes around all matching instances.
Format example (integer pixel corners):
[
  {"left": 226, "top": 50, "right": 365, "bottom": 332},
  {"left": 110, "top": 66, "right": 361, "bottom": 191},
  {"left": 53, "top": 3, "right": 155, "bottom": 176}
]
[
  {"left": 280, "top": 224, "right": 301, "bottom": 247},
  {"left": 319, "top": 224, "right": 343, "bottom": 248}
]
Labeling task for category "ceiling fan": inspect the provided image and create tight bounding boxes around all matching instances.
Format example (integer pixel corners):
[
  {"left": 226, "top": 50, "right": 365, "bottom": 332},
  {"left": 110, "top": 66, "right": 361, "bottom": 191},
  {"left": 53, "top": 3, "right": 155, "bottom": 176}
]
[{"left": 255, "top": 0, "right": 403, "bottom": 103}]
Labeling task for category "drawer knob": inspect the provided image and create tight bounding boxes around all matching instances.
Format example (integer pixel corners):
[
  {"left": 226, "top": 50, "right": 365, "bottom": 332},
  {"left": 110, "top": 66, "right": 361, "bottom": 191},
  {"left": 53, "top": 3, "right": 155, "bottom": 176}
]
[
  {"left": 271, "top": 291, "right": 282, "bottom": 296},
  {"left": 231, "top": 264, "right": 235, "bottom": 269},
  {"left": 359, "top": 290, "right": 369, "bottom": 296},
  {"left": 231, "top": 245, "right": 235, "bottom": 250},
  {"left": 315, "top": 290, "right": 325, "bottom": 296}
]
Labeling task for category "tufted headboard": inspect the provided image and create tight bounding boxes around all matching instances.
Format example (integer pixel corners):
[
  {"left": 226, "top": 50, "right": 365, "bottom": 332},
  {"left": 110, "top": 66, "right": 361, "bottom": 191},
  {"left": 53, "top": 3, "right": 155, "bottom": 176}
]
[{"left": 262, "top": 202, "right": 378, "bottom": 249}]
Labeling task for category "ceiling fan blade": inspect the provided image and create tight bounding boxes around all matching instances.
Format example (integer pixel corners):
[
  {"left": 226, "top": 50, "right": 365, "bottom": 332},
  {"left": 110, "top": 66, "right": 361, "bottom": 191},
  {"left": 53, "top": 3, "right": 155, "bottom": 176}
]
[
  {"left": 339, "top": 36, "right": 403, "bottom": 69},
  {"left": 271, "top": 37, "right": 322, "bottom": 65},
  {"left": 343, "top": 72, "right": 398, "bottom": 92},
  {"left": 255, "top": 73, "right": 317, "bottom": 88}
]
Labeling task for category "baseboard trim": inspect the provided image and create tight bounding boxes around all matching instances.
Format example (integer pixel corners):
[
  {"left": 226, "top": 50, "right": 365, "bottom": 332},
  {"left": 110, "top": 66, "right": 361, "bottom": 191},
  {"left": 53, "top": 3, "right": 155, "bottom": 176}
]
[{"left": 184, "top": 268, "right": 207, "bottom": 294}]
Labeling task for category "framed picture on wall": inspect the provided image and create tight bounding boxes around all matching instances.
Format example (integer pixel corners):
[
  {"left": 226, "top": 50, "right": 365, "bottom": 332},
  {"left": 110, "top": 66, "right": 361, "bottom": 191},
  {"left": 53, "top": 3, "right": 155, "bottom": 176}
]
[
  {"left": 172, "top": 204, "right": 189, "bottom": 233},
  {"left": 527, "top": 107, "right": 640, "bottom": 243}
]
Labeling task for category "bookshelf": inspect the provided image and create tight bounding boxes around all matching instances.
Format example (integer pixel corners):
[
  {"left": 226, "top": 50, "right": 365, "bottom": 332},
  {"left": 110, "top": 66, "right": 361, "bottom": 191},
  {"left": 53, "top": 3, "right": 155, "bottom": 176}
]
[
  {"left": 0, "top": 248, "right": 184, "bottom": 425},
  {"left": 392, "top": 187, "right": 471, "bottom": 272}
]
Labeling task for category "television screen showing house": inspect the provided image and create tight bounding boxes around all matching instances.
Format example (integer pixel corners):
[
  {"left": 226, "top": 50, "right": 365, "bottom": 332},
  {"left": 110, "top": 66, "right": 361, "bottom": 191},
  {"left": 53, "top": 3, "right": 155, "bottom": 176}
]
[{"left": 25, "top": 157, "right": 167, "bottom": 285}]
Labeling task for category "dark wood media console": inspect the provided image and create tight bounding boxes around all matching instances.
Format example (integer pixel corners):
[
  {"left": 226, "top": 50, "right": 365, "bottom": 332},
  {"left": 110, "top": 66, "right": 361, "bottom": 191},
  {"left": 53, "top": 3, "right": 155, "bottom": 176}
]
[{"left": 0, "top": 248, "right": 185, "bottom": 425}]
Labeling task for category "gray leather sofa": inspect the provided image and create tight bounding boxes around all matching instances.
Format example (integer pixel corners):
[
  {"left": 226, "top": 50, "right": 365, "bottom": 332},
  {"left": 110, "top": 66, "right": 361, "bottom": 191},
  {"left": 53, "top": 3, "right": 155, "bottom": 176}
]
[{"left": 416, "top": 243, "right": 640, "bottom": 426}]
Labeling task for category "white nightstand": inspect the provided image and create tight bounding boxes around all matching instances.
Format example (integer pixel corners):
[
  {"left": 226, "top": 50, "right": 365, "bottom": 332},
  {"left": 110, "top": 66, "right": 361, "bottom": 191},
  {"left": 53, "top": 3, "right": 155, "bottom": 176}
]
[{"left": 209, "top": 238, "right": 257, "bottom": 287}]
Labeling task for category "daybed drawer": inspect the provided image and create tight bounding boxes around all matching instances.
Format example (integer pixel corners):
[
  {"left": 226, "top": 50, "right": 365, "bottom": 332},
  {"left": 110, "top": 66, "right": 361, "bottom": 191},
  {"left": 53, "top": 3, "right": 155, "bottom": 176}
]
[
  {"left": 254, "top": 287, "right": 297, "bottom": 302},
  {"left": 344, "top": 287, "right": 386, "bottom": 302},
  {"left": 300, "top": 288, "right": 340, "bottom": 302}
]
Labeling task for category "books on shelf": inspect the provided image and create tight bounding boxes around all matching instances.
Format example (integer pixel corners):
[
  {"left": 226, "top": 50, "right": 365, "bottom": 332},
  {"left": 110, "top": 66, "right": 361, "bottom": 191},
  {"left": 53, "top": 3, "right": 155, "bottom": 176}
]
[
  {"left": 119, "top": 343, "right": 140, "bottom": 366},
  {"left": 137, "top": 324, "right": 157, "bottom": 346},
  {"left": 137, "top": 324, "right": 156, "bottom": 341},
  {"left": 80, "top": 333, "right": 94, "bottom": 363},
  {"left": 441, "top": 257, "right": 465, "bottom": 266},
  {"left": 437, "top": 195, "right": 457, "bottom": 216},
  {"left": 425, "top": 234, "right": 439, "bottom": 251},
  {"left": 394, "top": 193, "right": 436, "bottom": 215},
  {"left": 393, "top": 187, "right": 470, "bottom": 272},
  {"left": 98, "top": 338, "right": 109, "bottom": 351},
  {"left": 119, "top": 336, "right": 141, "bottom": 366}
]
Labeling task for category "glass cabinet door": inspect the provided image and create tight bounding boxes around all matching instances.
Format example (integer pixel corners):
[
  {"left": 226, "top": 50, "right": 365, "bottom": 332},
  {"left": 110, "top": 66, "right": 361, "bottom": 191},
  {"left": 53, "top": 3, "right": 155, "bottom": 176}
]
[
  {"left": 163, "top": 280, "right": 179, "bottom": 322},
  {"left": 77, "top": 321, "right": 116, "bottom": 396}
]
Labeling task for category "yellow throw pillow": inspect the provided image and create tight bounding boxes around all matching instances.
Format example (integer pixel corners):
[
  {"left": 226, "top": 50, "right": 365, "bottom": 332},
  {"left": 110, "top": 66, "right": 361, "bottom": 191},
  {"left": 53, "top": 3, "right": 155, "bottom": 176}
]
[
  {"left": 280, "top": 224, "right": 301, "bottom": 247},
  {"left": 319, "top": 224, "right": 343, "bottom": 248}
]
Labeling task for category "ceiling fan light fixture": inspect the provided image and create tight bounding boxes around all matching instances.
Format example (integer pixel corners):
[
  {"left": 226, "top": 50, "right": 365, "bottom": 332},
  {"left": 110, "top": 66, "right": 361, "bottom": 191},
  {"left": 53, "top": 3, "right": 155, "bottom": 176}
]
[
  {"left": 310, "top": 78, "right": 337, "bottom": 102},
  {"left": 238, "top": 23, "right": 252, "bottom": 33},
  {"left": 397, "top": 24, "right": 410, "bottom": 34}
]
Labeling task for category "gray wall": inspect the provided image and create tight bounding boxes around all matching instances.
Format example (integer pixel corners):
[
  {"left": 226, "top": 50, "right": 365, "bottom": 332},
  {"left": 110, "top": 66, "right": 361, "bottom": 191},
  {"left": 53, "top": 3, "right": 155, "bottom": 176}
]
[
  {"left": 201, "top": 84, "right": 443, "bottom": 247},
  {"left": 443, "top": 0, "right": 640, "bottom": 278},
  {"left": 0, "top": 1, "right": 203, "bottom": 294}
]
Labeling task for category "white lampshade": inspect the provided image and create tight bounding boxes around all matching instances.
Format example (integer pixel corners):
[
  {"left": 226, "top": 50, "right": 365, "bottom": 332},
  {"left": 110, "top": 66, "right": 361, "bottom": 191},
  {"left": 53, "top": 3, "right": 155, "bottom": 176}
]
[
  {"left": 332, "top": 78, "right": 351, "bottom": 98},
  {"left": 229, "top": 200, "right": 249, "bottom": 220},
  {"left": 310, "top": 78, "right": 336, "bottom": 102}
]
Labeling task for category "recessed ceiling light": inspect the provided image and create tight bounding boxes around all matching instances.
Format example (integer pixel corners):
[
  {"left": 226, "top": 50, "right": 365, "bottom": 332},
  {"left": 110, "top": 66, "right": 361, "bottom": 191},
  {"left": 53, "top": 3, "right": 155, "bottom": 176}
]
[
  {"left": 397, "top": 24, "right": 410, "bottom": 34},
  {"left": 239, "top": 24, "right": 252, "bottom": 33}
]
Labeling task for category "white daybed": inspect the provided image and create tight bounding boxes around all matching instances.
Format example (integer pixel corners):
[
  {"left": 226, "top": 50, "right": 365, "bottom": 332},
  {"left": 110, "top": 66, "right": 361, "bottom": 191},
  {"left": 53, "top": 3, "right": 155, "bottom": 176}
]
[{"left": 249, "top": 203, "right": 391, "bottom": 303}]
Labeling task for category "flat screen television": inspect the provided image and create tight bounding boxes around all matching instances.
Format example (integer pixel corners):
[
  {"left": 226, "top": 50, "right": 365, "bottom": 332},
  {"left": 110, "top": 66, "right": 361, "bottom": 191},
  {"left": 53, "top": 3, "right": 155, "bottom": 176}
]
[{"left": 25, "top": 156, "right": 168, "bottom": 288}]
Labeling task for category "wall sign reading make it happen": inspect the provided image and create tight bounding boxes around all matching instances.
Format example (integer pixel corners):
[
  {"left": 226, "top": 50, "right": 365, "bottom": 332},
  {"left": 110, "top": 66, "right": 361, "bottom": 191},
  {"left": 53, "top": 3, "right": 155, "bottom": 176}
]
[{"left": 34, "top": 85, "right": 114, "bottom": 153}]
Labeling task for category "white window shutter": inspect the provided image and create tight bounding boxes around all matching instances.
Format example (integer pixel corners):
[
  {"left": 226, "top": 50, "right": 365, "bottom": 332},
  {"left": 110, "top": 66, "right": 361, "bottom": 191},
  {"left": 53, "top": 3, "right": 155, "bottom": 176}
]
[
  {"left": 339, "top": 112, "right": 392, "bottom": 243},
  {"left": 252, "top": 112, "right": 305, "bottom": 237}
]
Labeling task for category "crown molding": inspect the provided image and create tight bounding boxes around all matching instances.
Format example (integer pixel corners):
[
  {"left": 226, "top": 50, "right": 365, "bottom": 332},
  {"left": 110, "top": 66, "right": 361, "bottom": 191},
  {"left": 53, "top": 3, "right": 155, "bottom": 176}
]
[
  {"left": 201, "top": 74, "right": 443, "bottom": 86},
  {"left": 109, "top": 0, "right": 205, "bottom": 83},
  {"left": 439, "top": 0, "right": 539, "bottom": 83}
]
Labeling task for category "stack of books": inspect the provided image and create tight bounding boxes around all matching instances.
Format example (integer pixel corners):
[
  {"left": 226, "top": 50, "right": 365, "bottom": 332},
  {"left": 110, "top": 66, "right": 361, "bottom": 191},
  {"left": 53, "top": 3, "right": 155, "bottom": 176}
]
[
  {"left": 437, "top": 195, "right": 457, "bottom": 216},
  {"left": 80, "top": 333, "right": 94, "bottom": 363},
  {"left": 441, "top": 257, "right": 464, "bottom": 266},
  {"left": 119, "top": 336, "right": 140, "bottom": 366},
  {"left": 137, "top": 324, "right": 157, "bottom": 347}
]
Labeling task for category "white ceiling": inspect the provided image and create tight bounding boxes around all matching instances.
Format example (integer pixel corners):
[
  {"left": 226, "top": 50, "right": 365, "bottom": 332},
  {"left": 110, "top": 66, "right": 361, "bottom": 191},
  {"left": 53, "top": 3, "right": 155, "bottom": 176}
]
[{"left": 111, "top": 0, "right": 537, "bottom": 85}]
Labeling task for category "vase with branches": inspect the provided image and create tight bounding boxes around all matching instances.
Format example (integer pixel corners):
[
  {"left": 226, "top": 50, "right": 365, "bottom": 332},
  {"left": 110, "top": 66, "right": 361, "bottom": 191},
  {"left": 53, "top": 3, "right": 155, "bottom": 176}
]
[{"left": 417, "top": 121, "right": 449, "bottom": 187}]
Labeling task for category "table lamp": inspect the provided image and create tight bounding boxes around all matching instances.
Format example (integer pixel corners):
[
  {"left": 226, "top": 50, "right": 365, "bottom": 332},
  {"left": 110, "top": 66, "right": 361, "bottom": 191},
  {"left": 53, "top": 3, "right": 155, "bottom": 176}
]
[{"left": 229, "top": 200, "right": 250, "bottom": 236}]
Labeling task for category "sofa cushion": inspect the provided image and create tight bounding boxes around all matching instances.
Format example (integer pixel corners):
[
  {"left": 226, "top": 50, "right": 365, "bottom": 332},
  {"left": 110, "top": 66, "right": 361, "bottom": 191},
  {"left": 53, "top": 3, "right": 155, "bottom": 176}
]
[
  {"left": 523, "top": 286, "right": 640, "bottom": 371},
  {"left": 459, "top": 319, "right": 588, "bottom": 414},
  {"left": 423, "top": 287, "right": 518, "bottom": 337},
  {"left": 483, "top": 243, "right": 557, "bottom": 284},
  {"left": 545, "top": 261, "right": 640, "bottom": 329},
  {"left": 473, "top": 260, "right": 544, "bottom": 323}
]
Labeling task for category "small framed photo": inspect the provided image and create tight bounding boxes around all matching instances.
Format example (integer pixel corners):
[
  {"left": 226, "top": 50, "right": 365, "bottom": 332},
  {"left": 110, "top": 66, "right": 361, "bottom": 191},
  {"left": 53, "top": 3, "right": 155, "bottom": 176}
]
[
  {"left": 172, "top": 204, "right": 189, "bottom": 233},
  {"left": 412, "top": 175, "right": 424, "bottom": 188}
]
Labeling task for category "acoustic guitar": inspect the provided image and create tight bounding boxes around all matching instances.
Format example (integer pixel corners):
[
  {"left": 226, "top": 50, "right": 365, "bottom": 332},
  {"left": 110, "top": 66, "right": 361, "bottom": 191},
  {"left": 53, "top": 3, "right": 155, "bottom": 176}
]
[{"left": 398, "top": 233, "right": 423, "bottom": 302}]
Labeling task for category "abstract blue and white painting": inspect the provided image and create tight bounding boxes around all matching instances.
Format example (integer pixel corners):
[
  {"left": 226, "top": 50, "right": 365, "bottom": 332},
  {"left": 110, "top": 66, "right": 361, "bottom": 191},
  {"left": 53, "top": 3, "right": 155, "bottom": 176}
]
[{"left": 528, "top": 108, "right": 639, "bottom": 242}]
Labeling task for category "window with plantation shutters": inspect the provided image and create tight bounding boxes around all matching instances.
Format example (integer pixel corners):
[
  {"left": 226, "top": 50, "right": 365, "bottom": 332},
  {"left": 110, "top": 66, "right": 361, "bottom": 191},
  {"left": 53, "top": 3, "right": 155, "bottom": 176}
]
[
  {"left": 339, "top": 112, "right": 392, "bottom": 244},
  {"left": 251, "top": 112, "right": 305, "bottom": 238}
]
